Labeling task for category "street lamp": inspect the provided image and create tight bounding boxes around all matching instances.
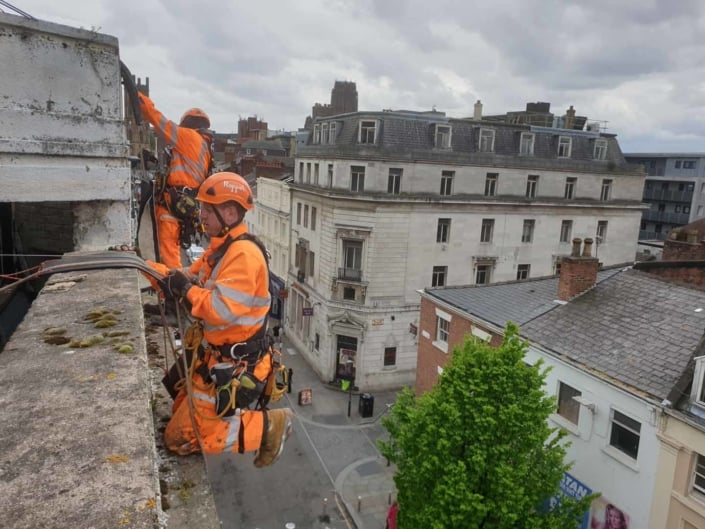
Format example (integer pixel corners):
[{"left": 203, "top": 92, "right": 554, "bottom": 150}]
[{"left": 346, "top": 358, "right": 354, "bottom": 417}]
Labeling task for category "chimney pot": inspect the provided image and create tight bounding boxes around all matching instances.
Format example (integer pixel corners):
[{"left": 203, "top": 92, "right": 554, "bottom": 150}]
[
  {"left": 582, "top": 238, "right": 594, "bottom": 257},
  {"left": 571, "top": 238, "right": 582, "bottom": 257}
]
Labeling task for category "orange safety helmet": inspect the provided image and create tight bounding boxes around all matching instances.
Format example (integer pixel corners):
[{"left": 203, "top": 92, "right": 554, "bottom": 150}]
[
  {"left": 180, "top": 107, "right": 210, "bottom": 128},
  {"left": 197, "top": 172, "right": 254, "bottom": 211}
]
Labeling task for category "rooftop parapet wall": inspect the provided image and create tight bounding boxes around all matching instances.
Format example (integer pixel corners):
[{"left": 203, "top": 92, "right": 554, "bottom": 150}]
[
  {"left": 0, "top": 12, "right": 130, "bottom": 204},
  {"left": 0, "top": 267, "right": 160, "bottom": 529}
]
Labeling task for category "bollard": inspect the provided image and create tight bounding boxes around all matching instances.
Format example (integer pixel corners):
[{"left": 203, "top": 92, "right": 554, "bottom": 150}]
[
  {"left": 318, "top": 497, "right": 330, "bottom": 523},
  {"left": 288, "top": 368, "right": 293, "bottom": 393},
  {"left": 388, "top": 492, "right": 392, "bottom": 505},
  {"left": 357, "top": 496, "right": 362, "bottom": 512}
]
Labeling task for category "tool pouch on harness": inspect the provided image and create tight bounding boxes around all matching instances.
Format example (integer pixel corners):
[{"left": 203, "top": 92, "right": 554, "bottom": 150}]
[
  {"left": 165, "top": 186, "right": 201, "bottom": 248},
  {"left": 235, "top": 371, "right": 266, "bottom": 409},
  {"left": 210, "top": 362, "right": 237, "bottom": 416},
  {"left": 167, "top": 186, "right": 199, "bottom": 222}
]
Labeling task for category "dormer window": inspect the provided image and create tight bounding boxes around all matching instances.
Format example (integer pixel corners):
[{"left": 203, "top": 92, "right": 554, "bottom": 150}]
[
  {"left": 359, "top": 120, "right": 377, "bottom": 144},
  {"left": 520, "top": 132, "right": 534, "bottom": 156},
  {"left": 313, "top": 124, "right": 321, "bottom": 144},
  {"left": 329, "top": 122, "right": 337, "bottom": 144},
  {"left": 479, "top": 128, "right": 495, "bottom": 152},
  {"left": 321, "top": 123, "right": 329, "bottom": 144},
  {"left": 558, "top": 136, "right": 572, "bottom": 158},
  {"left": 435, "top": 124, "right": 452, "bottom": 149},
  {"left": 693, "top": 355, "right": 705, "bottom": 407},
  {"left": 594, "top": 139, "right": 608, "bottom": 160}
]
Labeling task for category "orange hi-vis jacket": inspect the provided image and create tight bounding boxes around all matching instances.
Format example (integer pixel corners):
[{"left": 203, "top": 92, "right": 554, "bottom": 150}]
[
  {"left": 184, "top": 223, "right": 271, "bottom": 347},
  {"left": 138, "top": 93, "right": 211, "bottom": 189},
  {"left": 160, "top": 223, "right": 272, "bottom": 456}
]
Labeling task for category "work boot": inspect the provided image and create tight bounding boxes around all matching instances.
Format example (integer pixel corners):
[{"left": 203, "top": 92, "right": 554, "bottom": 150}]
[{"left": 253, "top": 408, "right": 293, "bottom": 468}]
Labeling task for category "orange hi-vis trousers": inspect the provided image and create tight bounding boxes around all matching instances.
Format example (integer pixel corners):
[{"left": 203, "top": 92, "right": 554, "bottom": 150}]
[
  {"left": 155, "top": 202, "right": 183, "bottom": 269},
  {"left": 165, "top": 384, "right": 264, "bottom": 455},
  {"left": 165, "top": 351, "right": 274, "bottom": 455}
]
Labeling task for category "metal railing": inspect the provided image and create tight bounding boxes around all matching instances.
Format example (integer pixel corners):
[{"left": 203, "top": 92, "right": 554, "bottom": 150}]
[{"left": 338, "top": 267, "right": 362, "bottom": 281}]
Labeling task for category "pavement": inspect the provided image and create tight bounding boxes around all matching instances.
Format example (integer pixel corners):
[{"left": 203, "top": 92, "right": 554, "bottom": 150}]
[{"left": 275, "top": 333, "right": 400, "bottom": 529}]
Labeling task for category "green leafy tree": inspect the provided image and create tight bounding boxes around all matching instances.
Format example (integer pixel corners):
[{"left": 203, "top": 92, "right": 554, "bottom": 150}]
[{"left": 380, "top": 323, "right": 595, "bottom": 529}]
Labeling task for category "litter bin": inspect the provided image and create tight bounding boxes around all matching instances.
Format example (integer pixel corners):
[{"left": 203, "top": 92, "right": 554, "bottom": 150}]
[{"left": 359, "top": 393, "right": 374, "bottom": 418}]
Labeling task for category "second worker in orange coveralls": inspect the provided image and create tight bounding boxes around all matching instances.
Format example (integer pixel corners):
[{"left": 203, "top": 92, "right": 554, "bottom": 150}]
[{"left": 138, "top": 92, "right": 213, "bottom": 269}]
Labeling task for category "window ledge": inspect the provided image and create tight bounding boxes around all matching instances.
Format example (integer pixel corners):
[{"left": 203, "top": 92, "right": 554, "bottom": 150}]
[
  {"left": 550, "top": 413, "right": 580, "bottom": 436},
  {"left": 601, "top": 445, "right": 640, "bottom": 472},
  {"left": 671, "top": 489, "right": 705, "bottom": 511},
  {"left": 432, "top": 340, "right": 448, "bottom": 354},
  {"left": 382, "top": 366, "right": 396, "bottom": 371}
]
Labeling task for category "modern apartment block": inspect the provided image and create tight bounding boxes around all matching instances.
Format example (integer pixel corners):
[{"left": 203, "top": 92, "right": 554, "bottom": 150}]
[
  {"left": 286, "top": 103, "right": 645, "bottom": 390},
  {"left": 623, "top": 153, "right": 705, "bottom": 241}
]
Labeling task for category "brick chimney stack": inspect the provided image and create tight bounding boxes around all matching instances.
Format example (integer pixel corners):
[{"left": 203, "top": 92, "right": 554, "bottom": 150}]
[
  {"left": 565, "top": 105, "right": 576, "bottom": 130},
  {"left": 558, "top": 238, "right": 600, "bottom": 301}
]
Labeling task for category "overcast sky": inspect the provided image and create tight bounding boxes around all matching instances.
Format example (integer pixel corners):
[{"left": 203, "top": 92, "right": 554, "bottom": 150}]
[{"left": 7, "top": 0, "right": 705, "bottom": 152}]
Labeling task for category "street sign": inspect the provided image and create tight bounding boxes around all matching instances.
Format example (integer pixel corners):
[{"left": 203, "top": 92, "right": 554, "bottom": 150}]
[
  {"left": 298, "top": 388, "right": 312, "bottom": 406},
  {"left": 302, "top": 307, "right": 314, "bottom": 316},
  {"left": 409, "top": 323, "right": 418, "bottom": 336}
]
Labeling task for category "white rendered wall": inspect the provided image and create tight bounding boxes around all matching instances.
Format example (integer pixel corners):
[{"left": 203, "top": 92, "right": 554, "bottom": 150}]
[{"left": 525, "top": 345, "right": 661, "bottom": 529}]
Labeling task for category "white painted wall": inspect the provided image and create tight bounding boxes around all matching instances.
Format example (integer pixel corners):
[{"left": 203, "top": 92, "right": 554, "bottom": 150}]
[{"left": 525, "top": 345, "right": 661, "bottom": 529}]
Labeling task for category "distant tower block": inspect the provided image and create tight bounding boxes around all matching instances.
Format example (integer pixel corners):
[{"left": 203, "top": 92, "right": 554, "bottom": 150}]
[{"left": 331, "top": 81, "right": 358, "bottom": 114}]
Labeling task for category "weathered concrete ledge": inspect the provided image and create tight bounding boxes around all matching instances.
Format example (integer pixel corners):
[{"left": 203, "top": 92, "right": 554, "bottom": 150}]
[{"left": 0, "top": 268, "right": 161, "bottom": 528}]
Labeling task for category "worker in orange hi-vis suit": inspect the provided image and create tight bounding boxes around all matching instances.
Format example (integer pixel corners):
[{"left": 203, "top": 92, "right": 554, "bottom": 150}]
[
  {"left": 138, "top": 92, "right": 213, "bottom": 269},
  {"left": 150, "top": 172, "right": 293, "bottom": 467}
]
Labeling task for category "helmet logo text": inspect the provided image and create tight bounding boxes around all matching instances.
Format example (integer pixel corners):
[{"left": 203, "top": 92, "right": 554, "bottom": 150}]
[{"left": 223, "top": 181, "right": 246, "bottom": 193}]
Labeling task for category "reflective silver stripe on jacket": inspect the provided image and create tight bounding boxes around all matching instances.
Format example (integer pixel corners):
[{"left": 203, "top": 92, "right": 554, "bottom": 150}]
[
  {"left": 203, "top": 311, "right": 268, "bottom": 334},
  {"left": 160, "top": 116, "right": 177, "bottom": 145},
  {"left": 223, "top": 411, "right": 242, "bottom": 452},
  {"left": 171, "top": 151, "right": 207, "bottom": 184},
  {"left": 193, "top": 392, "right": 216, "bottom": 404}
]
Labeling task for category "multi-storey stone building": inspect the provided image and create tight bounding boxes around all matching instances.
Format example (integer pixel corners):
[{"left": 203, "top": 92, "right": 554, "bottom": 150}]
[{"left": 286, "top": 104, "right": 645, "bottom": 390}]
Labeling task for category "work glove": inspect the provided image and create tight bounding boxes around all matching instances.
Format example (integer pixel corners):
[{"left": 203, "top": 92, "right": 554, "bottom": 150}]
[{"left": 157, "top": 270, "right": 193, "bottom": 299}]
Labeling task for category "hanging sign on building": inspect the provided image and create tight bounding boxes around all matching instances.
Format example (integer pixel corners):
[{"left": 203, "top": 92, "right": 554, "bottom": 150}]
[
  {"left": 409, "top": 323, "right": 418, "bottom": 336},
  {"left": 302, "top": 307, "right": 314, "bottom": 316}
]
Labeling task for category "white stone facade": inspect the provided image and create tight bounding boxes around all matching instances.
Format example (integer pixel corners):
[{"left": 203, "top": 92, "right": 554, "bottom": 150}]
[{"left": 285, "top": 111, "right": 645, "bottom": 390}]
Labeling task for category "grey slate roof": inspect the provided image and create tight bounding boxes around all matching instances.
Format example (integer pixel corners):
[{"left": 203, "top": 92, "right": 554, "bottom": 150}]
[
  {"left": 300, "top": 110, "right": 643, "bottom": 175},
  {"left": 426, "top": 268, "right": 621, "bottom": 328},
  {"left": 427, "top": 268, "right": 705, "bottom": 401},
  {"left": 521, "top": 269, "right": 705, "bottom": 401}
]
